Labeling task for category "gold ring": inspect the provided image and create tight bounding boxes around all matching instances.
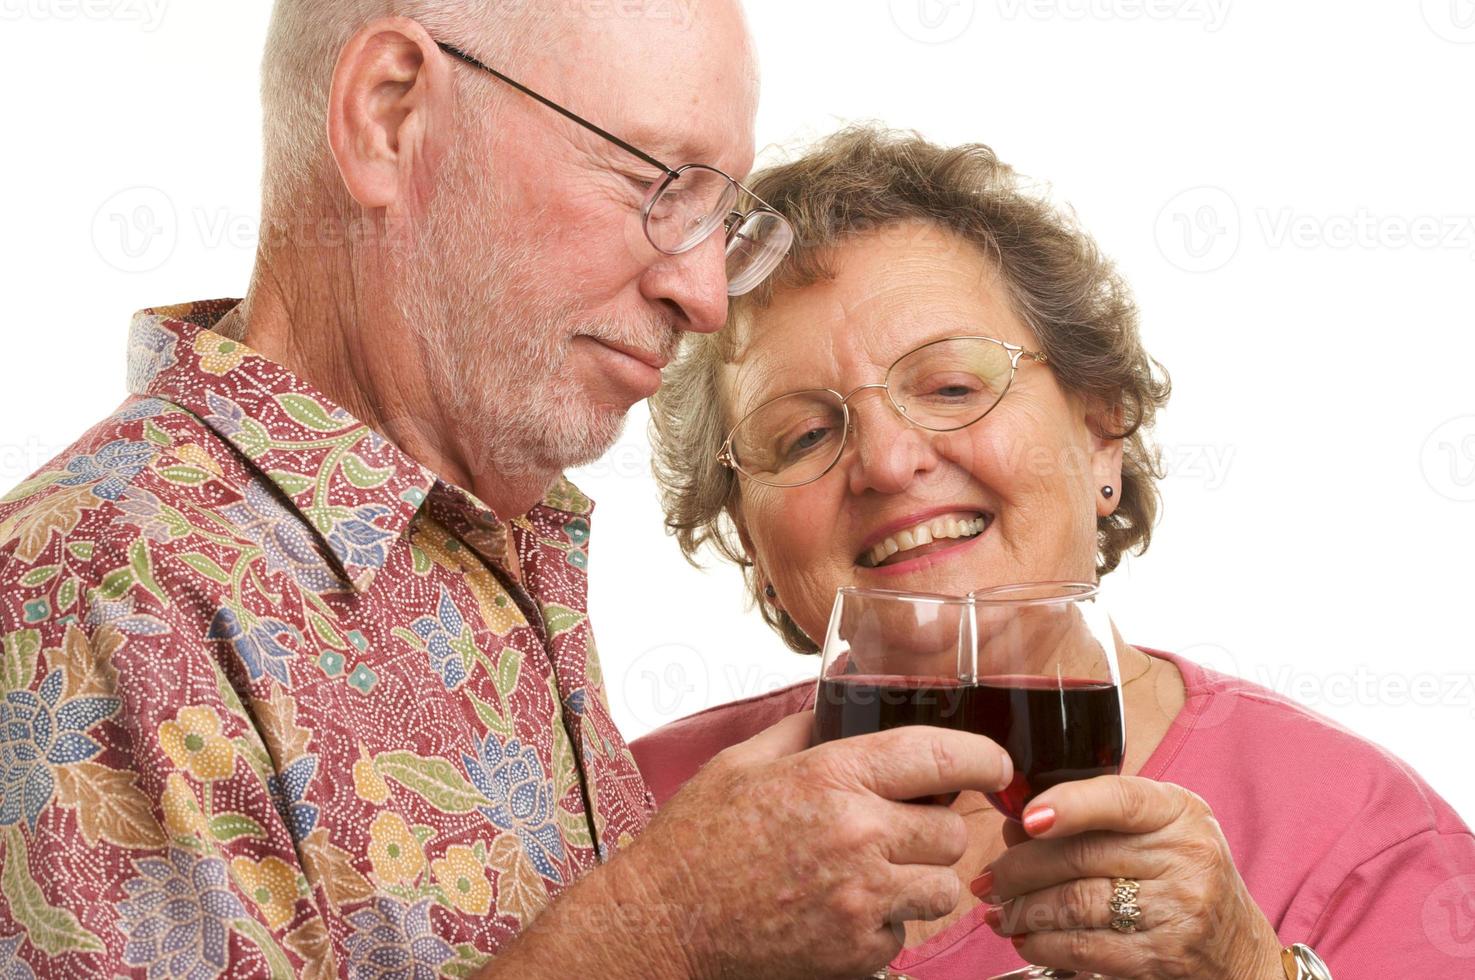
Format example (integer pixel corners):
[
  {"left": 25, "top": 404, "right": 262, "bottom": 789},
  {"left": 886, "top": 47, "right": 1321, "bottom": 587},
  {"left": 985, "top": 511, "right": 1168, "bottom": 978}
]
[{"left": 1109, "top": 877, "right": 1143, "bottom": 934}]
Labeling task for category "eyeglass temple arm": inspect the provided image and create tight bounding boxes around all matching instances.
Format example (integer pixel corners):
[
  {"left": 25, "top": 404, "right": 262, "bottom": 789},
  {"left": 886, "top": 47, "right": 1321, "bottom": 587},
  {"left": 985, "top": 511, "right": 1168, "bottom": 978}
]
[
  {"left": 435, "top": 42, "right": 679, "bottom": 179},
  {"left": 1005, "top": 342, "right": 1048, "bottom": 366}
]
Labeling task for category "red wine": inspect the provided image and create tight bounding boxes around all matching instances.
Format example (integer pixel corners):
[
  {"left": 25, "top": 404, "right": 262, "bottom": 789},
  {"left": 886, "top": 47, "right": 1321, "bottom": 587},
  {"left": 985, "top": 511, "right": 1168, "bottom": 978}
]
[{"left": 814, "top": 674, "right": 1124, "bottom": 820}]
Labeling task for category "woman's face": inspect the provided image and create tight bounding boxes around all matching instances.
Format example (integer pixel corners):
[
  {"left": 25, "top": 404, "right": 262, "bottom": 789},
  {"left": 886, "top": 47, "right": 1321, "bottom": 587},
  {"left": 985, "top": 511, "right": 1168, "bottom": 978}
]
[{"left": 725, "top": 223, "right": 1124, "bottom": 646}]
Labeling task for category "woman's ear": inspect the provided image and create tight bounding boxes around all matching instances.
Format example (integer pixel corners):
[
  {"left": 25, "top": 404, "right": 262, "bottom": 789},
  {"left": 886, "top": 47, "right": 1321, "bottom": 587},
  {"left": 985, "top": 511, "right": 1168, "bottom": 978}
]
[
  {"left": 326, "top": 17, "right": 453, "bottom": 213},
  {"left": 1086, "top": 399, "right": 1126, "bottom": 518}
]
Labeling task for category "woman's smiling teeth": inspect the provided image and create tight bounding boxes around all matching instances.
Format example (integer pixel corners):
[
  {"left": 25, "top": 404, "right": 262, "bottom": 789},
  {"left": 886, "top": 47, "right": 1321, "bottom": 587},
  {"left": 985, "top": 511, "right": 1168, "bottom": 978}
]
[{"left": 860, "top": 513, "right": 989, "bottom": 568}]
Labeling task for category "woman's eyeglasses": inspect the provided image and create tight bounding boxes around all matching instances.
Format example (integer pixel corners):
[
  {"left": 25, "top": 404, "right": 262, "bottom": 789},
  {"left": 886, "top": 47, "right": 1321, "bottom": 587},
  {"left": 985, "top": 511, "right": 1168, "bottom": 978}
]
[
  {"left": 717, "top": 335, "right": 1049, "bottom": 488},
  {"left": 436, "top": 42, "right": 794, "bottom": 297}
]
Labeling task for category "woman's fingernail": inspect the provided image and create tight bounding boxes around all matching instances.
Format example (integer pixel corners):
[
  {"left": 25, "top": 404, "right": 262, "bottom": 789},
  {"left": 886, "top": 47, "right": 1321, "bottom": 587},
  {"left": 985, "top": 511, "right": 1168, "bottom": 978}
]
[
  {"left": 1022, "top": 805, "right": 1056, "bottom": 836},
  {"left": 969, "top": 869, "right": 994, "bottom": 899},
  {"left": 1011, "top": 934, "right": 1027, "bottom": 950},
  {"left": 983, "top": 905, "right": 1002, "bottom": 930}
]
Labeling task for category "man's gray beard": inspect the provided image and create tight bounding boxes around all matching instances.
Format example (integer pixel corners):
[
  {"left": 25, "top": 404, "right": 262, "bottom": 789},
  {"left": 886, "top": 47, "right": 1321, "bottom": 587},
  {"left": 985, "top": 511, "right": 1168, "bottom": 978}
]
[
  {"left": 391, "top": 210, "right": 630, "bottom": 485},
  {"left": 388, "top": 121, "right": 683, "bottom": 488}
]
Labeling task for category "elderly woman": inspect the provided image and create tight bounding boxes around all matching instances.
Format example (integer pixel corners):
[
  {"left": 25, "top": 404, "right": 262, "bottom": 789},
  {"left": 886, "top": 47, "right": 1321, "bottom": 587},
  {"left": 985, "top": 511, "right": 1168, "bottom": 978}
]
[{"left": 630, "top": 127, "right": 1475, "bottom": 979}]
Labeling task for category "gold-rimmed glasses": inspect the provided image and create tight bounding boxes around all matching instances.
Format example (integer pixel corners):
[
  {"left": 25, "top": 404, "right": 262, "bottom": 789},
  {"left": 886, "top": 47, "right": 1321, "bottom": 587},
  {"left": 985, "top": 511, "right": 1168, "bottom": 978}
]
[{"left": 717, "top": 336, "right": 1049, "bottom": 488}]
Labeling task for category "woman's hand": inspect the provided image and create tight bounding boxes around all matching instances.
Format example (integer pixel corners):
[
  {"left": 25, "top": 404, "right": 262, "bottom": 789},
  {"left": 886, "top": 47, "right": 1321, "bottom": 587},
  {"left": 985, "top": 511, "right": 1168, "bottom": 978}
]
[{"left": 977, "top": 775, "right": 1285, "bottom": 979}]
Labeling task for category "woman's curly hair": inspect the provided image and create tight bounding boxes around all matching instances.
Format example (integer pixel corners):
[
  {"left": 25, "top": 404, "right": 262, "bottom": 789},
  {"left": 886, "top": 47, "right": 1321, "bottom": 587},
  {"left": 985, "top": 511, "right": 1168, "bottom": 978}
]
[{"left": 650, "top": 125, "right": 1171, "bottom": 653}]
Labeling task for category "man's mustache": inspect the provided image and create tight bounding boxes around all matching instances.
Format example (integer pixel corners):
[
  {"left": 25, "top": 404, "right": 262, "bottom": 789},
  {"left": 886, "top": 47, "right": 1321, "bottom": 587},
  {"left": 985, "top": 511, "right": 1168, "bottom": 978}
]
[{"left": 577, "top": 318, "right": 681, "bottom": 366}]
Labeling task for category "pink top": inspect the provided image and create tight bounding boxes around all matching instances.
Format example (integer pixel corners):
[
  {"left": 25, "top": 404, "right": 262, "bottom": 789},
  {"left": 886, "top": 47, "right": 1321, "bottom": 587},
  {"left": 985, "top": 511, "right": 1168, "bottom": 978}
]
[{"left": 630, "top": 648, "right": 1475, "bottom": 978}]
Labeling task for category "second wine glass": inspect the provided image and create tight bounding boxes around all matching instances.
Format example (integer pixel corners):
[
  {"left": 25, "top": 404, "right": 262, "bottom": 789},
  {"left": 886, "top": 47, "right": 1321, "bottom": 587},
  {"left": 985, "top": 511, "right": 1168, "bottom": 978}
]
[{"left": 974, "top": 581, "right": 1126, "bottom": 980}]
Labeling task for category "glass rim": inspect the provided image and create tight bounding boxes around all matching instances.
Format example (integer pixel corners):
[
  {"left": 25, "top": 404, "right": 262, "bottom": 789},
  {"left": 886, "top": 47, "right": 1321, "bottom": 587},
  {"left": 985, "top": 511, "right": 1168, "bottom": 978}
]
[
  {"left": 732, "top": 376, "right": 1008, "bottom": 432},
  {"left": 732, "top": 335, "right": 1028, "bottom": 410},
  {"left": 970, "top": 581, "right": 1099, "bottom": 605},
  {"left": 834, "top": 585, "right": 973, "bottom": 605},
  {"left": 834, "top": 582, "right": 1098, "bottom": 607}
]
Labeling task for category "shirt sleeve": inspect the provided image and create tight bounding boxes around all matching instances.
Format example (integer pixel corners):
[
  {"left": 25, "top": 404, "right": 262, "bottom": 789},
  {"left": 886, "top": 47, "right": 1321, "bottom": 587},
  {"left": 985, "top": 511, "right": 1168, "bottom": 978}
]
[
  {"left": 0, "top": 532, "right": 339, "bottom": 978},
  {"left": 1305, "top": 828, "right": 1475, "bottom": 977}
]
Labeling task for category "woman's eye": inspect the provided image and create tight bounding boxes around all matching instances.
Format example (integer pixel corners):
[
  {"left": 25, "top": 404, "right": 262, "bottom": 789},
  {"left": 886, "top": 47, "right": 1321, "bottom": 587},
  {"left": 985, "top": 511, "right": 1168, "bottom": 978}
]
[
  {"left": 781, "top": 425, "right": 833, "bottom": 459},
  {"left": 918, "top": 376, "right": 985, "bottom": 400}
]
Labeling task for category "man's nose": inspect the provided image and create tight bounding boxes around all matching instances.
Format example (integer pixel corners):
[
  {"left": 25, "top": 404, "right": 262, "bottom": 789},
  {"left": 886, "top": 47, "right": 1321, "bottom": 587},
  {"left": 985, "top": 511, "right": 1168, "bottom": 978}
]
[{"left": 641, "top": 230, "right": 729, "bottom": 335}]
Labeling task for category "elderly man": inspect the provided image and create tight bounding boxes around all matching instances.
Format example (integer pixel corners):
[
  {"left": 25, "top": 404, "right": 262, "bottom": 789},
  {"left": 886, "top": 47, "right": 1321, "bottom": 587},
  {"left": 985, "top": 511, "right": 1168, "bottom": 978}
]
[{"left": 0, "top": 2, "right": 1014, "bottom": 977}]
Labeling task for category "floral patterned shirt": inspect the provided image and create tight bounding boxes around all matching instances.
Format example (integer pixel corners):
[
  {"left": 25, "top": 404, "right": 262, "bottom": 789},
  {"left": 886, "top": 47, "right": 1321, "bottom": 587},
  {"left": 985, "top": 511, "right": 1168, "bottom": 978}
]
[{"left": 0, "top": 299, "right": 655, "bottom": 978}]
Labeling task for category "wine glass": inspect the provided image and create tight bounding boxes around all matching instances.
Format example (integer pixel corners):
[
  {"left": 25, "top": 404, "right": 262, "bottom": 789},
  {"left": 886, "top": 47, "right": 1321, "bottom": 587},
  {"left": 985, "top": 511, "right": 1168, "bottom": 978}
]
[
  {"left": 813, "top": 584, "right": 1126, "bottom": 980},
  {"left": 814, "top": 586, "right": 974, "bottom": 980},
  {"left": 970, "top": 581, "right": 1125, "bottom": 980}
]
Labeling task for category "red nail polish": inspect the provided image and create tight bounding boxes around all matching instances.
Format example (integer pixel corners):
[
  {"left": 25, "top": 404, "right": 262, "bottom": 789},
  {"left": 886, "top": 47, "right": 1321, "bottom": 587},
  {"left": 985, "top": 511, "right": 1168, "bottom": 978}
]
[
  {"left": 1022, "top": 805, "right": 1056, "bottom": 836},
  {"left": 969, "top": 869, "right": 994, "bottom": 899},
  {"left": 1011, "top": 934, "right": 1027, "bottom": 950},
  {"left": 983, "top": 905, "right": 1002, "bottom": 929}
]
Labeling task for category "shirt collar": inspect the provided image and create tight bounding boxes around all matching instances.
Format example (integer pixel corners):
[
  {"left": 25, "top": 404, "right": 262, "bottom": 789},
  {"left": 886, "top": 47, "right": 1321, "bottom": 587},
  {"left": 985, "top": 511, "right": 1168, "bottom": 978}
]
[{"left": 125, "top": 299, "right": 457, "bottom": 591}]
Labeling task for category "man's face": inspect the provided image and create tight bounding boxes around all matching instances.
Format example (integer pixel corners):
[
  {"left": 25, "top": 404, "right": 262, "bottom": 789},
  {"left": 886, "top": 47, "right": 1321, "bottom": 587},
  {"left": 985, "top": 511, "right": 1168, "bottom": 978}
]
[{"left": 399, "top": 0, "right": 759, "bottom": 482}]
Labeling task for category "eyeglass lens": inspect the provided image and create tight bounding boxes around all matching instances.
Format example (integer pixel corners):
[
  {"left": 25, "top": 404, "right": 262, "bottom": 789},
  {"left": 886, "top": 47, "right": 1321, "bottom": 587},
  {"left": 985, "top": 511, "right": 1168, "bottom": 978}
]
[{"left": 645, "top": 166, "right": 794, "bottom": 297}]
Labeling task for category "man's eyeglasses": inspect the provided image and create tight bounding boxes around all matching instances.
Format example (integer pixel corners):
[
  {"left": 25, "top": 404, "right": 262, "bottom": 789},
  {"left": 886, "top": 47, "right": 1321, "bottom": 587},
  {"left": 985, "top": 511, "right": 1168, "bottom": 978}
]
[
  {"left": 436, "top": 42, "right": 794, "bottom": 297},
  {"left": 718, "top": 336, "right": 1050, "bottom": 488}
]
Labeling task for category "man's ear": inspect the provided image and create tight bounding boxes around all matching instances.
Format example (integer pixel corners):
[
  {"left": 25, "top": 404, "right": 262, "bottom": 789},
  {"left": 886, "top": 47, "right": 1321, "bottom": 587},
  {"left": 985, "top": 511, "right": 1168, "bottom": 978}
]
[
  {"left": 1087, "top": 398, "right": 1126, "bottom": 518},
  {"left": 326, "top": 17, "right": 452, "bottom": 211}
]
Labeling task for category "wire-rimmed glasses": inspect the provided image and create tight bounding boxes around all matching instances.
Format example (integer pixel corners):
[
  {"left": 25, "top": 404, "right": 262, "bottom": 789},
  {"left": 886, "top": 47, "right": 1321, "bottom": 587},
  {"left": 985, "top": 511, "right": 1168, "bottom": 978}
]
[
  {"left": 436, "top": 42, "right": 794, "bottom": 296},
  {"left": 717, "top": 335, "right": 1049, "bottom": 487}
]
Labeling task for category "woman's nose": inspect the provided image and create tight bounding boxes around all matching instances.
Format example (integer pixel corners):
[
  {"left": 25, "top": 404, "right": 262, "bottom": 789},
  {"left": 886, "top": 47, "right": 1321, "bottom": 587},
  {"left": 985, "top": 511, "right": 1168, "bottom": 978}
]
[{"left": 844, "top": 397, "right": 941, "bottom": 496}]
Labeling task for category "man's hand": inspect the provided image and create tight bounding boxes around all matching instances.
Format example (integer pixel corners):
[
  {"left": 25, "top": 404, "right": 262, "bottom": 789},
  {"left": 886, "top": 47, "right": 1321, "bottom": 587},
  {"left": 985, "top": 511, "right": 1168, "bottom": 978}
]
[{"left": 610, "top": 711, "right": 1015, "bottom": 979}]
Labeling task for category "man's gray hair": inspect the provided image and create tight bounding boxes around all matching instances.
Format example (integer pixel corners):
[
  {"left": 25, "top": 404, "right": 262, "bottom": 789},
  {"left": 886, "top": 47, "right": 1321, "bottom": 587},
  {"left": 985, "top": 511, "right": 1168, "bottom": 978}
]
[{"left": 260, "top": 1, "right": 540, "bottom": 221}]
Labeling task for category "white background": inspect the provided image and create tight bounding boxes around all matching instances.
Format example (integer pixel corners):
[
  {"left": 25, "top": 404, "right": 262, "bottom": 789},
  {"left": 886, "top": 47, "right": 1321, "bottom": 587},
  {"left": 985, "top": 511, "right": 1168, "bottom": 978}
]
[{"left": 0, "top": 1, "right": 1471, "bottom": 822}]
